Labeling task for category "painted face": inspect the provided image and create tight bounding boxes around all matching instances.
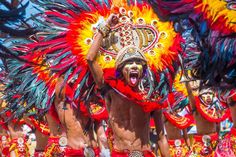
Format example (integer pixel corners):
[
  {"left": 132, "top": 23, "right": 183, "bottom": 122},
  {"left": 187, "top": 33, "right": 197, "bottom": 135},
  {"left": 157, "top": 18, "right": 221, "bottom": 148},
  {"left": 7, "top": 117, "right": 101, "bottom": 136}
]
[
  {"left": 200, "top": 91, "right": 214, "bottom": 104},
  {"left": 121, "top": 59, "right": 144, "bottom": 87}
]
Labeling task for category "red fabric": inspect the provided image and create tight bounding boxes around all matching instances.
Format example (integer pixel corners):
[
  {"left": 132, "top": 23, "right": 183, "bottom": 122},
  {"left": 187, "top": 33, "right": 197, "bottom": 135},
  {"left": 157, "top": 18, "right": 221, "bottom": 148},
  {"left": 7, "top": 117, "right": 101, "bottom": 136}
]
[
  {"left": 64, "top": 147, "right": 84, "bottom": 156},
  {"left": 168, "top": 138, "right": 185, "bottom": 146},
  {"left": 193, "top": 133, "right": 218, "bottom": 143},
  {"left": 150, "top": 118, "right": 155, "bottom": 128},
  {"left": 0, "top": 117, "right": 8, "bottom": 130},
  {"left": 89, "top": 99, "right": 109, "bottom": 121},
  {"left": 214, "top": 135, "right": 236, "bottom": 157},
  {"left": 103, "top": 68, "right": 167, "bottom": 112},
  {"left": 34, "top": 150, "right": 45, "bottom": 157},
  {"left": 163, "top": 111, "right": 194, "bottom": 129},
  {"left": 9, "top": 137, "right": 29, "bottom": 156},
  {"left": 231, "top": 127, "right": 236, "bottom": 136},
  {"left": 44, "top": 136, "right": 64, "bottom": 156},
  {"left": 2, "top": 146, "right": 10, "bottom": 156},
  {"left": 195, "top": 96, "right": 230, "bottom": 123},
  {"left": 47, "top": 136, "right": 60, "bottom": 144},
  {"left": 79, "top": 102, "right": 90, "bottom": 117},
  {"left": 74, "top": 86, "right": 108, "bottom": 122},
  {"left": 229, "top": 90, "right": 236, "bottom": 102},
  {"left": 28, "top": 117, "right": 50, "bottom": 135},
  {"left": 112, "top": 149, "right": 156, "bottom": 157},
  {"left": 1, "top": 135, "right": 10, "bottom": 156},
  {"left": 48, "top": 104, "right": 61, "bottom": 124},
  {"left": 90, "top": 106, "right": 109, "bottom": 122},
  {"left": 93, "top": 147, "right": 100, "bottom": 156},
  {"left": 64, "top": 147, "right": 100, "bottom": 157}
]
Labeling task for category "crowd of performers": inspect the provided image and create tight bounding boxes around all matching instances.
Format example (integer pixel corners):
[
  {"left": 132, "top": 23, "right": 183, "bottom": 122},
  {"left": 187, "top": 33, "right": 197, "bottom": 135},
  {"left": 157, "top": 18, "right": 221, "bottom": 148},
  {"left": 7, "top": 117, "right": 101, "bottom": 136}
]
[{"left": 0, "top": 0, "right": 236, "bottom": 156}]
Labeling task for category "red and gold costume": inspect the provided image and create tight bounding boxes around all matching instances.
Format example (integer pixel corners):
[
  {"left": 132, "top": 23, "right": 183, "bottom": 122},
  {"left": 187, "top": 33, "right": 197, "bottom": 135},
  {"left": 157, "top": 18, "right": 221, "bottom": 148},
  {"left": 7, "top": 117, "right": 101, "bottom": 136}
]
[
  {"left": 8, "top": 137, "right": 30, "bottom": 157},
  {"left": 111, "top": 149, "right": 156, "bottom": 157},
  {"left": 64, "top": 147, "right": 100, "bottom": 157},
  {"left": 0, "top": 135, "right": 10, "bottom": 157},
  {"left": 34, "top": 150, "right": 45, "bottom": 157},
  {"left": 0, "top": 116, "right": 10, "bottom": 157},
  {"left": 162, "top": 91, "right": 193, "bottom": 157},
  {"left": 44, "top": 136, "right": 65, "bottom": 157},
  {"left": 44, "top": 136, "right": 101, "bottom": 157},
  {"left": 194, "top": 96, "right": 230, "bottom": 123},
  {"left": 229, "top": 128, "right": 236, "bottom": 156},
  {"left": 168, "top": 138, "right": 192, "bottom": 157},
  {"left": 1, "top": 111, "right": 30, "bottom": 157},
  {"left": 214, "top": 133, "right": 235, "bottom": 157},
  {"left": 192, "top": 133, "right": 218, "bottom": 157}
]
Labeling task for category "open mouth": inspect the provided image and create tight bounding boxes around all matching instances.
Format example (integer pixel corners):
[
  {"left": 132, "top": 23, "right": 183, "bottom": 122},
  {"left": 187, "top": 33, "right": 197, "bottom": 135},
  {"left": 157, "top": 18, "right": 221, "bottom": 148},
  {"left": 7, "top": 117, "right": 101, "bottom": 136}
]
[
  {"left": 206, "top": 99, "right": 212, "bottom": 103},
  {"left": 129, "top": 71, "right": 139, "bottom": 85}
]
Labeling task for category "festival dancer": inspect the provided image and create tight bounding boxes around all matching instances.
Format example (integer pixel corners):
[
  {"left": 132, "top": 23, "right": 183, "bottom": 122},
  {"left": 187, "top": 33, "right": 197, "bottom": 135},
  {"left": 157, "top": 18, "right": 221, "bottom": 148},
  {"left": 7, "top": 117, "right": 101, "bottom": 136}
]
[
  {"left": 1, "top": 1, "right": 181, "bottom": 156},
  {"left": 185, "top": 82, "right": 230, "bottom": 156},
  {"left": 0, "top": 86, "right": 30, "bottom": 157},
  {"left": 161, "top": 72, "right": 194, "bottom": 157},
  {"left": 33, "top": 129, "right": 49, "bottom": 157},
  {"left": 0, "top": 126, "right": 9, "bottom": 157},
  {"left": 148, "top": 0, "right": 236, "bottom": 155},
  {"left": 227, "top": 98, "right": 236, "bottom": 155},
  {"left": 51, "top": 77, "right": 108, "bottom": 156},
  {"left": 43, "top": 112, "right": 67, "bottom": 157},
  {"left": 163, "top": 93, "right": 193, "bottom": 157},
  {"left": 87, "top": 13, "right": 171, "bottom": 156},
  {"left": 0, "top": 99, "right": 10, "bottom": 157}
]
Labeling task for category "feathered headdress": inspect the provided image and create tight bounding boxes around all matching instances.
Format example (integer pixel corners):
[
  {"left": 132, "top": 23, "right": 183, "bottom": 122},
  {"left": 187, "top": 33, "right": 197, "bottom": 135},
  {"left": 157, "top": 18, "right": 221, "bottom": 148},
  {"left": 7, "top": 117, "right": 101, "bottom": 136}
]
[
  {"left": 148, "top": 0, "right": 236, "bottom": 90},
  {"left": 1, "top": 0, "right": 182, "bottom": 119}
]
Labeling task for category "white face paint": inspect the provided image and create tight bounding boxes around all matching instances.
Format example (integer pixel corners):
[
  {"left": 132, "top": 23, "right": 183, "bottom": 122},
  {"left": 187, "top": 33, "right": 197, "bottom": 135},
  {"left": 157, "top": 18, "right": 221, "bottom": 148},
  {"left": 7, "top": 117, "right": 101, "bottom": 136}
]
[
  {"left": 122, "top": 60, "right": 144, "bottom": 87},
  {"left": 200, "top": 89, "right": 214, "bottom": 104}
]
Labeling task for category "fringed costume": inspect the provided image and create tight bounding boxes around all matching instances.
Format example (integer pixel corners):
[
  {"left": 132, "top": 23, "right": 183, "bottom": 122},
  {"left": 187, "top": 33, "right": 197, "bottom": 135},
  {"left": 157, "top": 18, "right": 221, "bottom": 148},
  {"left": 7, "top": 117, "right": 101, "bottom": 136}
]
[
  {"left": 44, "top": 136, "right": 66, "bottom": 157},
  {"left": 168, "top": 138, "right": 191, "bottom": 157},
  {"left": 111, "top": 149, "right": 156, "bottom": 157},
  {"left": 192, "top": 133, "right": 218, "bottom": 156},
  {"left": 8, "top": 137, "right": 30, "bottom": 157},
  {"left": 0, "top": 0, "right": 182, "bottom": 155}
]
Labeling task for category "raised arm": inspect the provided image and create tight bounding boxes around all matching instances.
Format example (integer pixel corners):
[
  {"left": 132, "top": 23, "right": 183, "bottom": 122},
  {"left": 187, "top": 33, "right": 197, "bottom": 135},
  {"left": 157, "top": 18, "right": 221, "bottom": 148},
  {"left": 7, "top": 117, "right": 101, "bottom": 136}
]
[{"left": 86, "top": 14, "right": 118, "bottom": 88}]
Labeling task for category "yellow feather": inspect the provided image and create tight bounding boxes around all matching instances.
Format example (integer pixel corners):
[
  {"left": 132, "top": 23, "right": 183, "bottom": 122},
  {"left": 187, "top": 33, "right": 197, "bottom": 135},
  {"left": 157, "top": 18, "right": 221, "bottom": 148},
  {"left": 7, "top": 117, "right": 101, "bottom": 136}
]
[
  {"left": 196, "top": 0, "right": 236, "bottom": 31},
  {"left": 70, "top": 2, "right": 178, "bottom": 70}
]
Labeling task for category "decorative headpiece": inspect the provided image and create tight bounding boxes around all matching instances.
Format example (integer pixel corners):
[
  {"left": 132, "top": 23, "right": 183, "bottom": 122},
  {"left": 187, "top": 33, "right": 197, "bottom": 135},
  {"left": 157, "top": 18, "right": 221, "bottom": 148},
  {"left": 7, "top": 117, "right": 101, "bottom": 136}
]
[
  {"left": 115, "top": 46, "right": 147, "bottom": 70},
  {"left": 199, "top": 88, "right": 214, "bottom": 96},
  {"left": 69, "top": 3, "right": 181, "bottom": 71},
  {"left": 1, "top": 0, "right": 182, "bottom": 116}
]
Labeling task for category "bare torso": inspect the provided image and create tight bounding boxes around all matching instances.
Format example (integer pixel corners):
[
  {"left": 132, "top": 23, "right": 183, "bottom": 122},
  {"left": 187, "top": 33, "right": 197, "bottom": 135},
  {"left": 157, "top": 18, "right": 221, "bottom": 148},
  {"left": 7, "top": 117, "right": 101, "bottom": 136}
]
[
  {"left": 54, "top": 76, "right": 99, "bottom": 149},
  {"left": 34, "top": 129, "right": 49, "bottom": 150},
  {"left": 185, "top": 83, "right": 217, "bottom": 135},
  {"left": 164, "top": 119, "right": 183, "bottom": 140},
  {"left": 105, "top": 90, "right": 150, "bottom": 151},
  {"left": 54, "top": 102, "right": 97, "bottom": 149},
  {"left": 194, "top": 112, "right": 217, "bottom": 135},
  {"left": 46, "top": 114, "right": 65, "bottom": 137}
]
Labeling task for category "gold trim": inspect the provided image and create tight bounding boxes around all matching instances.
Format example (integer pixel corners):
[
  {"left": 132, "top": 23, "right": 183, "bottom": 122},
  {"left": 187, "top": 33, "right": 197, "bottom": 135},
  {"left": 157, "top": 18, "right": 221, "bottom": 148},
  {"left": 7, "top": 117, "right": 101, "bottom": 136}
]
[{"left": 136, "top": 29, "right": 143, "bottom": 49}]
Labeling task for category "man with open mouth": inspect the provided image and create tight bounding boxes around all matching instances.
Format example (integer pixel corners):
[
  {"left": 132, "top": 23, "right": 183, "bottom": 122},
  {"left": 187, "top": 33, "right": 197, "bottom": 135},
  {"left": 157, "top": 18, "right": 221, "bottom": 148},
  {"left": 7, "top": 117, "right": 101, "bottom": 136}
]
[{"left": 87, "top": 13, "right": 170, "bottom": 157}]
